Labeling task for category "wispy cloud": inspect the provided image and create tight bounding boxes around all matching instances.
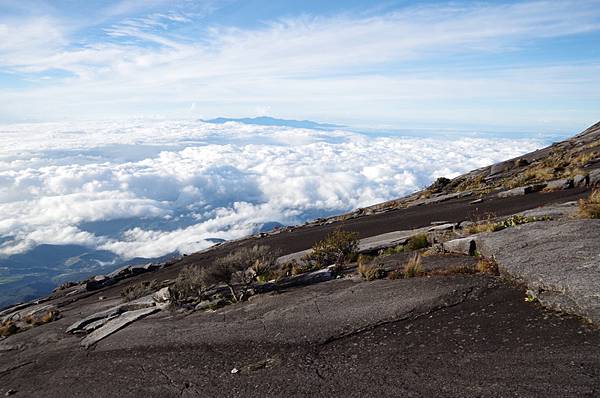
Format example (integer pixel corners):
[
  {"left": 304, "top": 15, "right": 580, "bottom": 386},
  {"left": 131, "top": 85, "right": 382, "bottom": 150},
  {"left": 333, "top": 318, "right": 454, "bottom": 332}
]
[{"left": 0, "top": 1, "right": 599, "bottom": 129}]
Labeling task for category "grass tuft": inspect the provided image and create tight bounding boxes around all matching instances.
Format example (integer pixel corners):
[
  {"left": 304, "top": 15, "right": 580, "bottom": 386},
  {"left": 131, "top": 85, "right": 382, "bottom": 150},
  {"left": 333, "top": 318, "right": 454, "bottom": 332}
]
[
  {"left": 578, "top": 190, "right": 600, "bottom": 219},
  {"left": 403, "top": 253, "right": 423, "bottom": 278}
]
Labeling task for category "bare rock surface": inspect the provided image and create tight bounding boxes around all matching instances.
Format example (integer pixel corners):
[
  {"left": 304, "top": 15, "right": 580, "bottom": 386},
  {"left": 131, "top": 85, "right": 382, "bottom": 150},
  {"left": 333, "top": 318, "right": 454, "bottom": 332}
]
[
  {"left": 478, "top": 220, "right": 600, "bottom": 323},
  {"left": 80, "top": 307, "right": 160, "bottom": 348}
]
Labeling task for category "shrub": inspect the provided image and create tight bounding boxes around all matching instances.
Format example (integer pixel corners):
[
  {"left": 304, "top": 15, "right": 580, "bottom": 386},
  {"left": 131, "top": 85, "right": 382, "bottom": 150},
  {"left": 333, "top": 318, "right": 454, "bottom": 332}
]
[
  {"left": 406, "top": 234, "right": 429, "bottom": 251},
  {"left": 403, "top": 253, "right": 423, "bottom": 278},
  {"left": 171, "top": 265, "right": 206, "bottom": 304},
  {"left": 121, "top": 280, "right": 160, "bottom": 302},
  {"left": 578, "top": 190, "right": 600, "bottom": 219},
  {"left": 428, "top": 177, "right": 451, "bottom": 192},
  {"left": 357, "top": 255, "right": 386, "bottom": 281},
  {"left": 197, "top": 245, "right": 279, "bottom": 302},
  {"left": 304, "top": 228, "right": 359, "bottom": 269}
]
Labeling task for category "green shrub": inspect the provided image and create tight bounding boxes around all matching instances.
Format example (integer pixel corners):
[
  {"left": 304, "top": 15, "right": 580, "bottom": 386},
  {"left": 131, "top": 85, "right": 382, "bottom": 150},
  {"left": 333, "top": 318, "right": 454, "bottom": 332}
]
[
  {"left": 304, "top": 228, "right": 359, "bottom": 269},
  {"left": 406, "top": 234, "right": 429, "bottom": 251}
]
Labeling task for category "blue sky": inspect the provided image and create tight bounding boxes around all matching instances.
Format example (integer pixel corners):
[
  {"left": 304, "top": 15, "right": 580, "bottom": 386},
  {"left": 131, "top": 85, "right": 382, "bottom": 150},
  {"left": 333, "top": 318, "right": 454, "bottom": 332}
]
[{"left": 0, "top": 0, "right": 599, "bottom": 133}]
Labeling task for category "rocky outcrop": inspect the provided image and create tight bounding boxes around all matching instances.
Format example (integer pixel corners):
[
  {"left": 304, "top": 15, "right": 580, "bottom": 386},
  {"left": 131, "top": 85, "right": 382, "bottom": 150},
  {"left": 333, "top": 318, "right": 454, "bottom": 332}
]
[
  {"left": 477, "top": 220, "right": 600, "bottom": 324},
  {"left": 80, "top": 307, "right": 160, "bottom": 348}
]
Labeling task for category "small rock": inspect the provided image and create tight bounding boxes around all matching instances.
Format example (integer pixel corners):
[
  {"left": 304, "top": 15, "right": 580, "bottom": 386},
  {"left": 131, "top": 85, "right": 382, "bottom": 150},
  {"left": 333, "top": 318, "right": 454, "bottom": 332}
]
[
  {"left": 589, "top": 169, "right": 600, "bottom": 187},
  {"left": 443, "top": 237, "right": 477, "bottom": 256},
  {"left": 469, "top": 198, "right": 483, "bottom": 204},
  {"left": 574, "top": 174, "right": 589, "bottom": 187},
  {"left": 5, "top": 390, "right": 17, "bottom": 396},
  {"left": 98, "top": 296, "right": 106, "bottom": 301},
  {"left": 152, "top": 287, "right": 171, "bottom": 304},
  {"left": 231, "top": 368, "right": 239, "bottom": 374}
]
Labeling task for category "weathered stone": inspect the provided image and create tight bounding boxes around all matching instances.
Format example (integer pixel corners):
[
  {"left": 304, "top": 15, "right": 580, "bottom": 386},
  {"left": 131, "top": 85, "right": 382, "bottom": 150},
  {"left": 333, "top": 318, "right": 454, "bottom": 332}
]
[
  {"left": 358, "top": 227, "right": 430, "bottom": 253},
  {"left": 85, "top": 275, "right": 116, "bottom": 291},
  {"left": 81, "top": 307, "right": 160, "bottom": 348},
  {"left": 497, "top": 183, "right": 546, "bottom": 198},
  {"left": 151, "top": 287, "right": 171, "bottom": 304},
  {"left": 66, "top": 306, "right": 124, "bottom": 333},
  {"left": 489, "top": 161, "right": 511, "bottom": 176},
  {"left": 478, "top": 220, "right": 600, "bottom": 324},
  {"left": 590, "top": 169, "right": 600, "bottom": 187},
  {"left": 469, "top": 198, "right": 483, "bottom": 204},
  {"left": 545, "top": 178, "right": 574, "bottom": 191},
  {"left": 574, "top": 174, "right": 589, "bottom": 187},
  {"left": 442, "top": 237, "right": 477, "bottom": 256},
  {"left": 459, "top": 221, "right": 475, "bottom": 229},
  {"left": 428, "top": 223, "right": 456, "bottom": 232}
]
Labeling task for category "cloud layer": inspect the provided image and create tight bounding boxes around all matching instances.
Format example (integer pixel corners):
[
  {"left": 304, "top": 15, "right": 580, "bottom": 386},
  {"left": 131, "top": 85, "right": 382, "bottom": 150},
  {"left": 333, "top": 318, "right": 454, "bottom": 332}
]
[{"left": 0, "top": 120, "right": 543, "bottom": 259}]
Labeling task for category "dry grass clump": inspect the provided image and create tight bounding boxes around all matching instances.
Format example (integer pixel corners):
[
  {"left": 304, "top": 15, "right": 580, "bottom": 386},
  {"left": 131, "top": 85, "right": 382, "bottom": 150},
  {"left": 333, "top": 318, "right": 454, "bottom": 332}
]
[
  {"left": 303, "top": 228, "right": 359, "bottom": 269},
  {"left": 427, "top": 265, "right": 476, "bottom": 276},
  {"left": 387, "top": 270, "right": 402, "bottom": 280},
  {"left": 23, "top": 309, "right": 60, "bottom": 326},
  {"left": 121, "top": 279, "right": 160, "bottom": 302},
  {"left": 476, "top": 258, "right": 499, "bottom": 275},
  {"left": 578, "top": 190, "right": 600, "bottom": 219},
  {"left": 0, "top": 320, "right": 19, "bottom": 337},
  {"left": 403, "top": 253, "right": 423, "bottom": 278},
  {"left": 357, "top": 255, "right": 386, "bottom": 281}
]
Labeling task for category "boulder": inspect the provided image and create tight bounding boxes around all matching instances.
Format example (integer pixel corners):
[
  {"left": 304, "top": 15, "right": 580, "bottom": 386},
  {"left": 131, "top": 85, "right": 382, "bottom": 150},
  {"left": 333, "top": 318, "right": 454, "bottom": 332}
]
[
  {"left": 589, "top": 169, "right": 600, "bottom": 188},
  {"left": 152, "top": 287, "right": 171, "bottom": 305},
  {"left": 545, "top": 178, "right": 574, "bottom": 191},
  {"left": 497, "top": 183, "right": 546, "bottom": 198},
  {"left": 574, "top": 174, "right": 589, "bottom": 187},
  {"left": 442, "top": 237, "right": 477, "bottom": 256},
  {"left": 489, "top": 161, "right": 511, "bottom": 176}
]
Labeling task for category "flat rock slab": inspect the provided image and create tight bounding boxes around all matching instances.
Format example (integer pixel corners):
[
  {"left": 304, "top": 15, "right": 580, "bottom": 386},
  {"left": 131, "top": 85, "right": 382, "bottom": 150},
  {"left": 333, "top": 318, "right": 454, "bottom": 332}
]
[
  {"left": 478, "top": 220, "right": 600, "bottom": 324},
  {"left": 80, "top": 307, "right": 160, "bottom": 348},
  {"left": 357, "top": 227, "right": 430, "bottom": 252}
]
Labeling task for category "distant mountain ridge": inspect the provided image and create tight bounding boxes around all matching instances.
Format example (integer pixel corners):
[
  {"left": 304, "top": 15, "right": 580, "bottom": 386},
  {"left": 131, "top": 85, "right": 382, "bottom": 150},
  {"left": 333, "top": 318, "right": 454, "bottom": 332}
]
[{"left": 200, "top": 116, "right": 343, "bottom": 130}]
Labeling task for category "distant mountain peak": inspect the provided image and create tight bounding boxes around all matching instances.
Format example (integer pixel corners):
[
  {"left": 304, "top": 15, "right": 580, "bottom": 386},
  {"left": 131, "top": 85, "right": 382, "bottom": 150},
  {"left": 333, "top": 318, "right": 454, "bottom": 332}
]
[{"left": 200, "top": 116, "right": 343, "bottom": 130}]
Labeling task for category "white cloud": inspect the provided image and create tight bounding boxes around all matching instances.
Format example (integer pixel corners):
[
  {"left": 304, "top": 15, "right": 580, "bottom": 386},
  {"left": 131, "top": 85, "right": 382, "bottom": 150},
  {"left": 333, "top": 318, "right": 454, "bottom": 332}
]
[{"left": 0, "top": 119, "right": 543, "bottom": 258}]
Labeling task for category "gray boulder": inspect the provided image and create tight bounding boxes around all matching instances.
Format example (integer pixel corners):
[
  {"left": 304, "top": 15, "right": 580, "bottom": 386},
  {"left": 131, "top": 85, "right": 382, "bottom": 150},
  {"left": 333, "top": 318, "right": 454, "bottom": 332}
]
[
  {"left": 497, "top": 183, "right": 547, "bottom": 198},
  {"left": 574, "top": 174, "right": 589, "bottom": 187},
  {"left": 590, "top": 169, "right": 600, "bottom": 187},
  {"left": 442, "top": 237, "right": 477, "bottom": 256},
  {"left": 545, "top": 178, "right": 574, "bottom": 191}
]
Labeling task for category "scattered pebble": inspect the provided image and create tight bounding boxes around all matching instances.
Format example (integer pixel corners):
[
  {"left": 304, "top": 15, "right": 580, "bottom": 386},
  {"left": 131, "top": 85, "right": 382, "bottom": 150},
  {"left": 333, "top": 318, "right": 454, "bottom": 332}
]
[
  {"left": 231, "top": 368, "right": 239, "bottom": 374},
  {"left": 5, "top": 390, "right": 17, "bottom": 396}
]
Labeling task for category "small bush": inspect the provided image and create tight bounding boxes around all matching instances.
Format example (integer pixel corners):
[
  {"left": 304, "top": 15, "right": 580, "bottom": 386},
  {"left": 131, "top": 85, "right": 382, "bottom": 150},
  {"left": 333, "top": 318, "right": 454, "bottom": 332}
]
[
  {"left": 403, "top": 253, "right": 423, "bottom": 278},
  {"left": 121, "top": 280, "right": 160, "bottom": 302},
  {"left": 357, "top": 256, "right": 386, "bottom": 281},
  {"left": 406, "top": 234, "right": 429, "bottom": 251},
  {"left": 578, "top": 190, "right": 600, "bottom": 219},
  {"left": 304, "top": 228, "right": 359, "bottom": 269},
  {"left": 177, "top": 245, "right": 280, "bottom": 303},
  {"left": 427, "top": 265, "right": 476, "bottom": 276}
]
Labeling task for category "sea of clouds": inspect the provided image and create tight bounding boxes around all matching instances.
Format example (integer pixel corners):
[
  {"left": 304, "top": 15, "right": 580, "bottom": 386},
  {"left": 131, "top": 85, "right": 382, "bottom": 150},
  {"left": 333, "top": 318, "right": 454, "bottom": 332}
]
[{"left": 0, "top": 120, "right": 543, "bottom": 260}]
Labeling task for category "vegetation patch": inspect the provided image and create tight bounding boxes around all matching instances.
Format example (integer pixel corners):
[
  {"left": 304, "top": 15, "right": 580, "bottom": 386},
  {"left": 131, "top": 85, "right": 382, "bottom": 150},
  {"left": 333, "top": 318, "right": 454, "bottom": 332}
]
[
  {"left": 403, "top": 253, "right": 424, "bottom": 278},
  {"left": 357, "top": 255, "right": 386, "bottom": 281},
  {"left": 171, "top": 245, "right": 279, "bottom": 305},
  {"left": 475, "top": 257, "right": 499, "bottom": 275},
  {"left": 121, "top": 279, "right": 160, "bottom": 302},
  {"left": 466, "top": 214, "right": 551, "bottom": 235},
  {"left": 578, "top": 190, "right": 600, "bottom": 219},
  {"left": 303, "top": 228, "right": 359, "bottom": 270}
]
